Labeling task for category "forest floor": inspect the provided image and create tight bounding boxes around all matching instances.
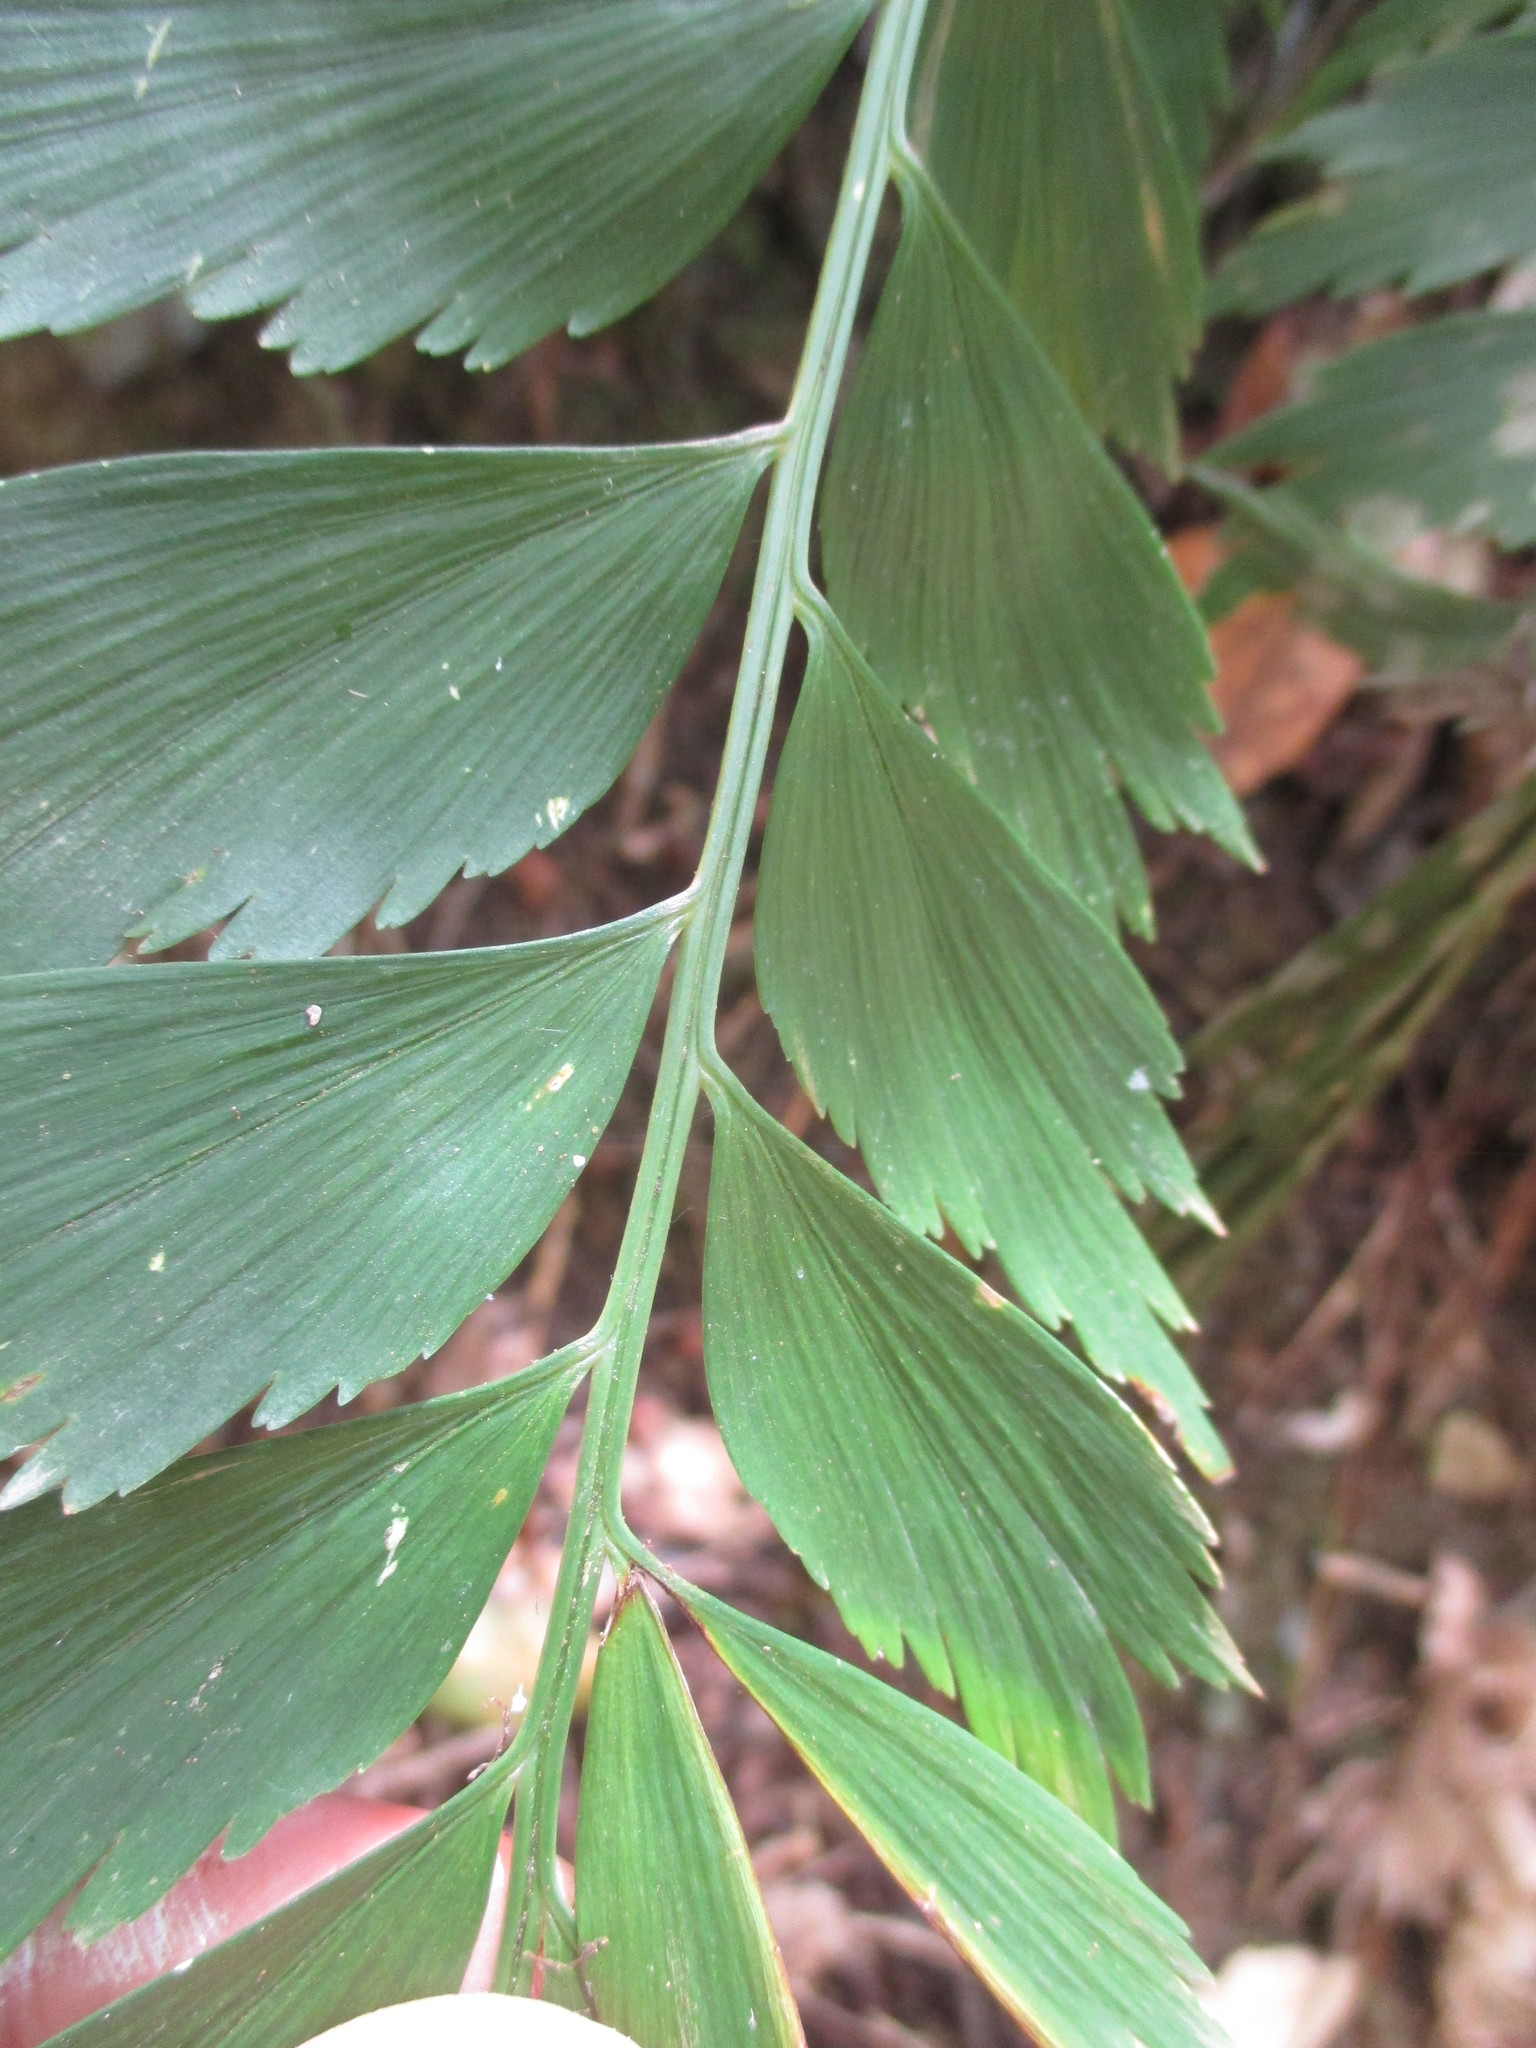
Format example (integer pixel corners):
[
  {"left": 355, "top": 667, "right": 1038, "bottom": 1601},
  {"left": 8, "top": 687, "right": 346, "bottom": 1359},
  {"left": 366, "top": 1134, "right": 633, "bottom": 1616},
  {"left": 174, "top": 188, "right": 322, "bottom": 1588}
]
[{"left": 6, "top": 66, "right": 1536, "bottom": 2048}]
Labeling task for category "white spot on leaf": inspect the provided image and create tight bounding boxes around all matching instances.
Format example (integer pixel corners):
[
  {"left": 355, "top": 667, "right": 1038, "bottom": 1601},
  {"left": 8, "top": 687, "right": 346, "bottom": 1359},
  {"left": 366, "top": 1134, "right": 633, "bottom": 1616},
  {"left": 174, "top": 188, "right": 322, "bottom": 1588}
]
[
  {"left": 377, "top": 1513, "right": 409, "bottom": 1585},
  {"left": 188, "top": 1657, "right": 224, "bottom": 1710},
  {"left": 132, "top": 15, "right": 171, "bottom": 97}
]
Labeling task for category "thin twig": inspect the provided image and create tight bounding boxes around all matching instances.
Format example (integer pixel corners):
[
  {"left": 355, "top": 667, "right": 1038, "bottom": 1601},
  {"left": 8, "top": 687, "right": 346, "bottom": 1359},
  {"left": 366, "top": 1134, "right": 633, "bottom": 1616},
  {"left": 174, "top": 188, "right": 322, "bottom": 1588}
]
[{"left": 1315, "top": 1551, "right": 1429, "bottom": 1608}]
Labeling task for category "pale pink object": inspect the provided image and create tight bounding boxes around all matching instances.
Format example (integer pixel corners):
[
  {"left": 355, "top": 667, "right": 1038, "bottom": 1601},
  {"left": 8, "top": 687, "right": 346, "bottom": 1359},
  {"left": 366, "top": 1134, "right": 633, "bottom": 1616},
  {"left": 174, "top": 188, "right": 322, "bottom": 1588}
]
[{"left": 0, "top": 1795, "right": 511, "bottom": 2048}]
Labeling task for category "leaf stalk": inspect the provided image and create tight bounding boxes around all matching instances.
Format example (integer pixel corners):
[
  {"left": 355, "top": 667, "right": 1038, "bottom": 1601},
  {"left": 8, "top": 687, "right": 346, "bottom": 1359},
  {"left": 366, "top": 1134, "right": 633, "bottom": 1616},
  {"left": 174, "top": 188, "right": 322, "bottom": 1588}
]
[{"left": 493, "top": 0, "right": 932, "bottom": 1990}]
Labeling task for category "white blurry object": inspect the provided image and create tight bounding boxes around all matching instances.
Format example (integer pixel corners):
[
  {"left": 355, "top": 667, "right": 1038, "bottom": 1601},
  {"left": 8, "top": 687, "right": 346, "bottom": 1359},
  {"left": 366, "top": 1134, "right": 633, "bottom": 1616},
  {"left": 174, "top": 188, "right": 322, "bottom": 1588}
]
[
  {"left": 620, "top": 1399, "right": 770, "bottom": 1549},
  {"left": 1276, "top": 1389, "right": 1379, "bottom": 1457},
  {"left": 431, "top": 1542, "right": 605, "bottom": 1727},
  {"left": 299, "top": 1994, "right": 636, "bottom": 2047},
  {"left": 1200, "top": 1946, "right": 1358, "bottom": 2048}
]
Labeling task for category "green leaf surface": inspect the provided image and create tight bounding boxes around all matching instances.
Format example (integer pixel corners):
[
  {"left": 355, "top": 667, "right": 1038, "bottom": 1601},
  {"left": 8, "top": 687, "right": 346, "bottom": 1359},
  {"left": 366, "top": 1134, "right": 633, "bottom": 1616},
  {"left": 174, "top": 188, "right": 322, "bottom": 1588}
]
[
  {"left": 1156, "top": 769, "right": 1536, "bottom": 1304},
  {"left": 0, "top": 0, "right": 870, "bottom": 372},
  {"left": 0, "top": 438, "right": 770, "bottom": 971},
  {"left": 1288, "top": 0, "right": 1516, "bottom": 122},
  {"left": 1214, "top": 30, "right": 1536, "bottom": 313},
  {"left": 756, "top": 611, "right": 1226, "bottom": 1473},
  {"left": 702, "top": 1076, "right": 1239, "bottom": 1833},
  {"left": 1196, "top": 467, "right": 1524, "bottom": 681},
  {"left": 576, "top": 1579, "right": 802, "bottom": 2048},
  {"left": 0, "top": 907, "right": 674, "bottom": 1507},
  {"left": 1212, "top": 310, "right": 1536, "bottom": 550},
  {"left": 1120, "top": 0, "right": 1230, "bottom": 175},
  {"left": 915, "top": 0, "right": 1202, "bottom": 464},
  {"left": 679, "top": 1587, "right": 1223, "bottom": 2048},
  {"left": 0, "top": 1364, "right": 575, "bottom": 1956},
  {"left": 822, "top": 165, "right": 1249, "bottom": 933},
  {"left": 43, "top": 1774, "right": 505, "bottom": 2048}
]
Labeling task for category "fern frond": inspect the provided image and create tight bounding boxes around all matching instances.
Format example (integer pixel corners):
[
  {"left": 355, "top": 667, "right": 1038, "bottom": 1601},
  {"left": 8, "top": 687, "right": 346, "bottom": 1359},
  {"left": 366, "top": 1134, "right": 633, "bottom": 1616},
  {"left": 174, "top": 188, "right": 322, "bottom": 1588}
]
[
  {"left": 916, "top": 0, "right": 1204, "bottom": 464},
  {"left": 0, "top": 910, "right": 674, "bottom": 1504},
  {"left": 1213, "top": 309, "right": 1536, "bottom": 551},
  {"left": 0, "top": 440, "right": 771, "bottom": 970},
  {"left": 1288, "top": 0, "right": 1517, "bottom": 122},
  {"left": 704, "top": 1073, "right": 1241, "bottom": 1832},
  {"left": 1216, "top": 27, "right": 1536, "bottom": 311},
  {"left": 756, "top": 609, "right": 1226, "bottom": 1469},
  {"left": 682, "top": 1584, "right": 1227, "bottom": 2048},
  {"left": 0, "top": 0, "right": 1271, "bottom": 2036},
  {"left": 577, "top": 1581, "right": 804, "bottom": 2045},
  {"left": 823, "top": 164, "right": 1249, "bottom": 932},
  {"left": 0, "top": 1, "right": 871, "bottom": 371},
  {"left": 0, "top": 1367, "right": 576, "bottom": 1950}
]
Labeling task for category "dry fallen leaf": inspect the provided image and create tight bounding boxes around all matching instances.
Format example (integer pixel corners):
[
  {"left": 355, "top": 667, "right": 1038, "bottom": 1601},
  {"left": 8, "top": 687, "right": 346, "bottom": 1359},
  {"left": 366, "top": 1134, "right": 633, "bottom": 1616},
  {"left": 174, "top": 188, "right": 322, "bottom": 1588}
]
[
  {"left": 1366, "top": 1559, "right": 1536, "bottom": 2047},
  {"left": 1168, "top": 529, "right": 1363, "bottom": 796},
  {"left": 300, "top": 1995, "right": 636, "bottom": 2047},
  {"left": 1214, "top": 314, "right": 1307, "bottom": 441},
  {"left": 1212, "top": 295, "right": 1410, "bottom": 444}
]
